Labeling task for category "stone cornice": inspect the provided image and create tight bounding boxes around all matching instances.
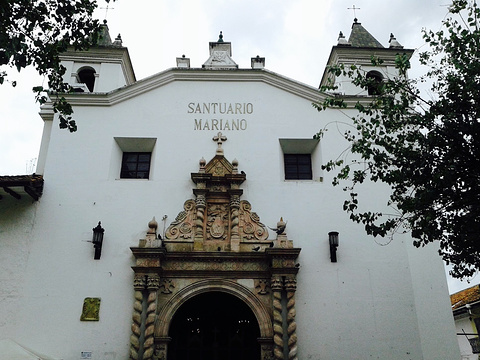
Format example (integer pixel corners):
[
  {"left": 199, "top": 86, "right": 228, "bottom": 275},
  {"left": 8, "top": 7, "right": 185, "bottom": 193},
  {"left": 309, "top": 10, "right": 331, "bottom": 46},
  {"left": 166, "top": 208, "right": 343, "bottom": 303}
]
[
  {"left": 54, "top": 68, "right": 326, "bottom": 107},
  {"left": 131, "top": 248, "right": 301, "bottom": 278}
]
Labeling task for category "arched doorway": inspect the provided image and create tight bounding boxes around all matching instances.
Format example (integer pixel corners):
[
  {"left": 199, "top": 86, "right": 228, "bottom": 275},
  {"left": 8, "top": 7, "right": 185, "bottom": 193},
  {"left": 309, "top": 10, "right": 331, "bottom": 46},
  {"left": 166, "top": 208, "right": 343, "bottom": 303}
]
[{"left": 167, "top": 291, "right": 261, "bottom": 360}]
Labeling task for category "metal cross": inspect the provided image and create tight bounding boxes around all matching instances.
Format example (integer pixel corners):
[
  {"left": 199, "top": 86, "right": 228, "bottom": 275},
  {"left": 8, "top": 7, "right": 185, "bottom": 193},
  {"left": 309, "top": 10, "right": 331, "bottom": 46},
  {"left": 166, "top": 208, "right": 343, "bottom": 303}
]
[
  {"left": 99, "top": 1, "right": 115, "bottom": 21},
  {"left": 347, "top": 5, "right": 361, "bottom": 18},
  {"left": 213, "top": 132, "right": 227, "bottom": 154}
]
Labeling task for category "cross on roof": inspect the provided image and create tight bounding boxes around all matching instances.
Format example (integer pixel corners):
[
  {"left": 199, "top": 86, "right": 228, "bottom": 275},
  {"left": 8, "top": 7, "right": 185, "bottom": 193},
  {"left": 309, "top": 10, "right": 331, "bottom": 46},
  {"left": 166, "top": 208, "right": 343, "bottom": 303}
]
[
  {"left": 99, "top": 1, "right": 114, "bottom": 21},
  {"left": 347, "top": 5, "right": 361, "bottom": 19},
  {"left": 213, "top": 132, "right": 227, "bottom": 155}
]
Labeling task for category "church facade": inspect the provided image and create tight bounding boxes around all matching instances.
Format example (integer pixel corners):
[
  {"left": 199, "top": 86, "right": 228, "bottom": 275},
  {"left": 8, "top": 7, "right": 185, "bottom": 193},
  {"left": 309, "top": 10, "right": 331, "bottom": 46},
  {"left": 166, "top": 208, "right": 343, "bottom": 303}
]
[{"left": 0, "top": 23, "right": 460, "bottom": 360}]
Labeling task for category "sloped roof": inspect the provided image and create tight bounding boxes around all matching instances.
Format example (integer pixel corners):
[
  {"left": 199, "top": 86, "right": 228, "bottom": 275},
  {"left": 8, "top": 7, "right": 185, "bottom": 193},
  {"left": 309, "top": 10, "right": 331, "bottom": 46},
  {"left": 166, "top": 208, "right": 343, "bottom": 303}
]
[
  {"left": 451, "top": 284, "right": 480, "bottom": 310},
  {"left": 348, "top": 19, "right": 384, "bottom": 48},
  {"left": 0, "top": 174, "right": 44, "bottom": 201}
]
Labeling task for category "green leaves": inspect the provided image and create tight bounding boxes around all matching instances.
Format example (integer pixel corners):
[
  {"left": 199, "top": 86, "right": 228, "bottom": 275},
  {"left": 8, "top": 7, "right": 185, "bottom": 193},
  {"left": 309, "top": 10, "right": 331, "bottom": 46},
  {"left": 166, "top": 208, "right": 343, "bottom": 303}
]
[
  {"left": 0, "top": 0, "right": 111, "bottom": 131},
  {"left": 316, "top": 0, "right": 480, "bottom": 279}
]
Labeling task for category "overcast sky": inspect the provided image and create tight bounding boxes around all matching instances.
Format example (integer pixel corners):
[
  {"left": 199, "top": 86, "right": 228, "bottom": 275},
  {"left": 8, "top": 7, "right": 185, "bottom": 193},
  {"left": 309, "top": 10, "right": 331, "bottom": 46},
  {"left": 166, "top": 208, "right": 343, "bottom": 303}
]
[{"left": 0, "top": 0, "right": 474, "bottom": 293}]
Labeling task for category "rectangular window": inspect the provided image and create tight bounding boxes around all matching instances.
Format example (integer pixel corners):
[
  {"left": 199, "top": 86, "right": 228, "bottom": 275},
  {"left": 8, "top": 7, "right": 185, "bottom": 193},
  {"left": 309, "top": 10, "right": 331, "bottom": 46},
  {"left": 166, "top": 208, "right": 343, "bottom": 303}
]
[
  {"left": 284, "top": 154, "right": 312, "bottom": 180},
  {"left": 120, "top": 152, "right": 152, "bottom": 179}
]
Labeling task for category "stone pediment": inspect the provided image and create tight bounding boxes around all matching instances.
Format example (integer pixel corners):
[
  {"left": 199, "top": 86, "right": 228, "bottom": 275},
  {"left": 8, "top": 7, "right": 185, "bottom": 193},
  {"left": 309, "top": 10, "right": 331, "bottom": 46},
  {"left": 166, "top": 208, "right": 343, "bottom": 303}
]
[
  {"left": 160, "top": 132, "right": 283, "bottom": 252},
  {"left": 204, "top": 155, "right": 233, "bottom": 177}
]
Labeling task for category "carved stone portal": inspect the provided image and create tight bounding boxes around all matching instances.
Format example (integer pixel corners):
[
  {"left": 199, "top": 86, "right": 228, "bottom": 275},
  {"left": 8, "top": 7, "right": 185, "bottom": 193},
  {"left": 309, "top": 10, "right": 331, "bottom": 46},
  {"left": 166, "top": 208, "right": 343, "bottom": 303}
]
[{"left": 130, "top": 133, "right": 300, "bottom": 360}]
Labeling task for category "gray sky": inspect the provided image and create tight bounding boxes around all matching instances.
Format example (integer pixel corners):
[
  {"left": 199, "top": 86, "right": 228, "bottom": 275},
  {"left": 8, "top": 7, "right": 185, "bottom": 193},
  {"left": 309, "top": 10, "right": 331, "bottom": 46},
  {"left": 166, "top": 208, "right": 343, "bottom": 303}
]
[{"left": 1, "top": 0, "right": 474, "bottom": 293}]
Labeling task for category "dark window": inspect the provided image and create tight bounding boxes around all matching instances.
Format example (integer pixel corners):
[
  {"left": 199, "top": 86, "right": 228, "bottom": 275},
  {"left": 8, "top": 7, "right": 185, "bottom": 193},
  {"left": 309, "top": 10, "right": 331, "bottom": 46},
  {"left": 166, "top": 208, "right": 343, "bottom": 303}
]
[
  {"left": 78, "top": 68, "right": 96, "bottom": 92},
  {"left": 366, "top": 71, "right": 383, "bottom": 95},
  {"left": 120, "top": 152, "right": 151, "bottom": 179},
  {"left": 284, "top": 154, "right": 312, "bottom": 180}
]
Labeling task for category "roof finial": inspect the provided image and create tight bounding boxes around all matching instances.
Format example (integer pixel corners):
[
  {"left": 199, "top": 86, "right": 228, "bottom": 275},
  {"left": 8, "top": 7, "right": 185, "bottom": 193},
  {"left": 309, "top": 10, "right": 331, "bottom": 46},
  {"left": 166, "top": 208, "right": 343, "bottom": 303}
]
[
  {"left": 337, "top": 31, "right": 351, "bottom": 46},
  {"left": 348, "top": 5, "right": 361, "bottom": 19},
  {"left": 389, "top": 33, "right": 404, "bottom": 49},
  {"left": 113, "top": 33, "right": 122, "bottom": 46},
  {"left": 218, "top": 31, "right": 224, "bottom": 42}
]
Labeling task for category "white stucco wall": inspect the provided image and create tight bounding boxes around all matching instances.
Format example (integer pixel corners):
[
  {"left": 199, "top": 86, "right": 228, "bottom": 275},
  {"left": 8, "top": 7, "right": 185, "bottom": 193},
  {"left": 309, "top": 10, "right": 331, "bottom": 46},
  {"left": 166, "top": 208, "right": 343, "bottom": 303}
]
[
  {"left": 455, "top": 315, "right": 478, "bottom": 360},
  {"left": 1, "top": 66, "right": 460, "bottom": 359}
]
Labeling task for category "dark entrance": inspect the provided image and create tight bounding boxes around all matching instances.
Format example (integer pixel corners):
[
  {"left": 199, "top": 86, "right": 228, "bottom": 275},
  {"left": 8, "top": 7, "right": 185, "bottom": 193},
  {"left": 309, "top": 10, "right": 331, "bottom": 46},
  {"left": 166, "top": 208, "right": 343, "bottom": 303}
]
[{"left": 168, "top": 291, "right": 261, "bottom": 360}]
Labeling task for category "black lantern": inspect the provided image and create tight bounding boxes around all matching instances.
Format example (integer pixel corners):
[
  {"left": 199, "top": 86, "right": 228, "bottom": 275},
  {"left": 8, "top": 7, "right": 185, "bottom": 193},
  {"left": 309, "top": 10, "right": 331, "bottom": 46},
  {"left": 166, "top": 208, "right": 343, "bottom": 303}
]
[
  {"left": 92, "top": 222, "right": 105, "bottom": 260},
  {"left": 328, "top": 231, "right": 339, "bottom": 262}
]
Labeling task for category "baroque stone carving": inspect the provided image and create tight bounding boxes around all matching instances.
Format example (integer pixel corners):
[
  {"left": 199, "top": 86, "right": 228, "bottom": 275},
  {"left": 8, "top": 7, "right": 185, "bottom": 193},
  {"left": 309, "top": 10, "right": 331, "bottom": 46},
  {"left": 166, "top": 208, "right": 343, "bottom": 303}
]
[
  {"left": 272, "top": 276, "right": 284, "bottom": 360},
  {"left": 285, "top": 277, "right": 298, "bottom": 360},
  {"left": 160, "top": 279, "right": 175, "bottom": 294},
  {"left": 162, "top": 259, "right": 268, "bottom": 272},
  {"left": 165, "top": 200, "right": 196, "bottom": 240},
  {"left": 130, "top": 291, "right": 143, "bottom": 360},
  {"left": 255, "top": 279, "right": 270, "bottom": 295},
  {"left": 133, "top": 274, "right": 146, "bottom": 290},
  {"left": 206, "top": 203, "right": 229, "bottom": 240},
  {"left": 153, "top": 344, "right": 166, "bottom": 360},
  {"left": 239, "top": 200, "right": 268, "bottom": 241},
  {"left": 144, "top": 275, "right": 160, "bottom": 360},
  {"left": 262, "top": 346, "right": 275, "bottom": 360}
]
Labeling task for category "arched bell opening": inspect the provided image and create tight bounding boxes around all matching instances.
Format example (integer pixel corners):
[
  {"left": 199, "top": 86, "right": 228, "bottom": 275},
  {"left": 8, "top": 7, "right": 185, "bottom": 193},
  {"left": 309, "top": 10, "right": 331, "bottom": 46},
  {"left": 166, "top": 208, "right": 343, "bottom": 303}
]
[
  {"left": 77, "top": 67, "right": 96, "bottom": 92},
  {"left": 366, "top": 70, "right": 384, "bottom": 95},
  {"left": 167, "top": 291, "right": 260, "bottom": 360}
]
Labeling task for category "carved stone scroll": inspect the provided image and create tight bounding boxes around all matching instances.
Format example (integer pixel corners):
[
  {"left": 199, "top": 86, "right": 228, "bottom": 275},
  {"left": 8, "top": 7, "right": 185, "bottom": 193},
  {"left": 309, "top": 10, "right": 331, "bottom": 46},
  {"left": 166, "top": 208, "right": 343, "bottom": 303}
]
[
  {"left": 239, "top": 200, "right": 268, "bottom": 241},
  {"left": 165, "top": 200, "right": 196, "bottom": 240}
]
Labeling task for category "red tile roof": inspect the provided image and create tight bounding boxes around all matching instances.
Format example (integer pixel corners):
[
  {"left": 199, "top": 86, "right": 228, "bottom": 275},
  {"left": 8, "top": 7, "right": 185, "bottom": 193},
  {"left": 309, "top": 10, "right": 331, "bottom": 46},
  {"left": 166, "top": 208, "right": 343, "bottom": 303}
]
[{"left": 451, "top": 285, "right": 480, "bottom": 310}]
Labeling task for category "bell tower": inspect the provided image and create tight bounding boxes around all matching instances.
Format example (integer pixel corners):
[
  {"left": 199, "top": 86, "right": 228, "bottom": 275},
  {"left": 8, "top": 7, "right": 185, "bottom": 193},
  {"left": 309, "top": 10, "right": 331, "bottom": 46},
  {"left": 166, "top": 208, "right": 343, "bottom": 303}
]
[
  {"left": 320, "top": 18, "right": 414, "bottom": 96},
  {"left": 59, "top": 21, "right": 136, "bottom": 93}
]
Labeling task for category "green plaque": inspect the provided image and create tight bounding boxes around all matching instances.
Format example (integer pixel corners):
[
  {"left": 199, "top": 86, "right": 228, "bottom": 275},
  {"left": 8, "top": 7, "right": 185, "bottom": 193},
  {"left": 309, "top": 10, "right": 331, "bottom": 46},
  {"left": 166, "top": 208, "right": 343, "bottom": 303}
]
[{"left": 80, "top": 297, "right": 101, "bottom": 321}]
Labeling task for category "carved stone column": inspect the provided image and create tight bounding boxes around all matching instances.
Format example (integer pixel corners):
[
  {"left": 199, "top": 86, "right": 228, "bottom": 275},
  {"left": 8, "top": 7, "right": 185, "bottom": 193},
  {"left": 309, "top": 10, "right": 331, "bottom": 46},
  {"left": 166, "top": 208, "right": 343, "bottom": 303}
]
[
  {"left": 130, "top": 274, "right": 146, "bottom": 360},
  {"left": 285, "top": 277, "right": 298, "bottom": 360},
  {"left": 229, "top": 192, "right": 241, "bottom": 251},
  {"left": 271, "top": 276, "right": 284, "bottom": 360},
  {"left": 194, "top": 191, "right": 206, "bottom": 251},
  {"left": 144, "top": 274, "right": 161, "bottom": 360}
]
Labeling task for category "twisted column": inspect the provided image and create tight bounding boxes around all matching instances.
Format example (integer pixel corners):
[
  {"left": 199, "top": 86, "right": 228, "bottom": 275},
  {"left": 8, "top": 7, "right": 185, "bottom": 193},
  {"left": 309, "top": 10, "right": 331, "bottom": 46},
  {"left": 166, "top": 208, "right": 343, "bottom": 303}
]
[
  {"left": 229, "top": 193, "right": 240, "bottom": 251},
  {"left": 195, "top": 193, "right": 206, "bottom": 237},
  {"left": 285, "top": 277, "right": 298, "bottom": 360},
  {"left": 230, "top": 194, "right": 240, "bottom": 237},
  {"left": 194, "top": 192, "right": 206, "bottom": 250},
  {"left": 143, "top": 274, "right": 160, "bottom": 360},
  {"left": 271, "top": 276, "right": 284, "bottom": 360},
  {"left": 129, "top": 274, "right": 146, "bottom": 360}
]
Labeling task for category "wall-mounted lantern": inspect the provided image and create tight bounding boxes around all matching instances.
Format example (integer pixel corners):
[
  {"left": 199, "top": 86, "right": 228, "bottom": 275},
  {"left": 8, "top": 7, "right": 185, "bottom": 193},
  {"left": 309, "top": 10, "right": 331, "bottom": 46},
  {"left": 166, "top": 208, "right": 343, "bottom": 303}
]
[
  {"left": 328, "top": 231, "right": 339, "bottom": 262},
  {"left": 92, "top": 222, "right": 105, "bottom": 260}
]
